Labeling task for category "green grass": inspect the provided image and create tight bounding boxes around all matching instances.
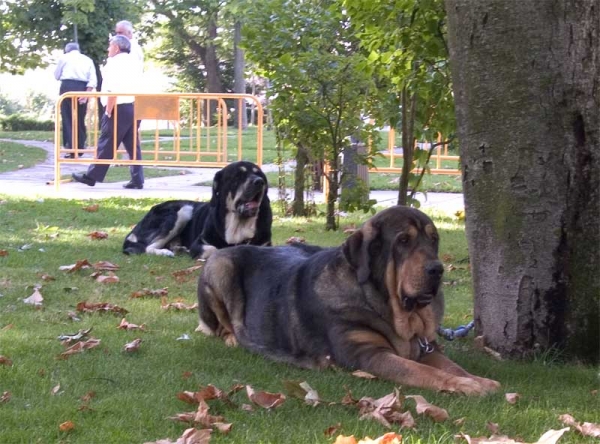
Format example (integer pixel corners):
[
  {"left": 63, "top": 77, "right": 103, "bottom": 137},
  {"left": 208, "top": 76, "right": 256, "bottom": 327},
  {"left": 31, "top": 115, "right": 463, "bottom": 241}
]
[
  {"left": 0, "top": 141, "right": 47, "bottom": 173},
  {"left": 0, "top": 196, "right": 596, "bottom": 444}
]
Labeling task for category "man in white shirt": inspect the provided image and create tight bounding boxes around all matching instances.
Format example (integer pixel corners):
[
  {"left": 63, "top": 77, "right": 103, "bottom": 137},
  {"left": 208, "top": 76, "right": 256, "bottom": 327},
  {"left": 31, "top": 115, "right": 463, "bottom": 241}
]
[
  {"left": 72, "top": 35, "right": 144, "bottom": 189},
  {"left": 54, "top": 42, "right": 97, "bottom": 158},
  {"left": 115, "top": 20, "right": 144, "bottom": 74}
]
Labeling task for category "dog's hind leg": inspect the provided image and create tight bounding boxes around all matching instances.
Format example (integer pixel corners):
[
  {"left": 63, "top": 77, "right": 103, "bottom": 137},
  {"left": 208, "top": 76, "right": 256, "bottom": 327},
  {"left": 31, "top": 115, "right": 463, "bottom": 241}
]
[{"left": 146, "top": 205, "right": 195, "bottom": 256}]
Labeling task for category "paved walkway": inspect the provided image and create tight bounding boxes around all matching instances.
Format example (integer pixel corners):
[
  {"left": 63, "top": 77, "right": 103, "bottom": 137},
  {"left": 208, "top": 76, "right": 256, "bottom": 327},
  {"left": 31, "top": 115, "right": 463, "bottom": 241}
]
[{"left": 0, "top": 139, "right": 464, "bottom": 214}]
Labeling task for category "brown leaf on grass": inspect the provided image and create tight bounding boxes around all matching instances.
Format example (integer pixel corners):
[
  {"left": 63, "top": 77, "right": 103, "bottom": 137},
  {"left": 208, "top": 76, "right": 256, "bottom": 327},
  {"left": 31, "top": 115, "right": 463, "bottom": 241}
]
[
  {"left": 82, "top": 204, "right": 99, "bottom": 212},
  {"left": 95, "top": 272, "right": 120, "bottom": 284},
  {"left": 182, "top": 371, "right": 193, "bottom": 380},
  {"left": 76, "top": 301, "right": 128, "bottom": 315},
  {"left": 341, "top": 386, "right": 358, "bottom": 405},
  {"left": 58, "top": 328, "right": 93, "bottom": 345},
  {"left": 457, "top": 428, "right": 571, "bottom": 444},
  {"left": 0, "top": 249, "right": 8, "bottom": 257},
  {"left": 245, "top": 385, "right": 286, "bottom": 409},
  {"left": 358, "top": 389, "right": 412, "bottom": 429},
  {"left": 0, "top": 356, "right": 13, "bottom": 366},
  {"left": 117, "top": 318, "right": 146, "bottom": 331},
  {"left": 454, "top": 417, "right": 467, "bottom": 426},
  {"left": 23, "top": 287, "right": 44, "bottom": 307},
  {"left": 0, "top": 391, "right": 11, "bottom": 403},
  {"left": 1, "top": 324, "right": 14, "bottom": 331},
  {"left": 559, "top": 414, "right": 600, "bottom": 438},
  {"left": 92, "top": 261, "right": 120, "bottom": 271},
  {"left": 325, "top": 423, "right": 342, "bottom": 437},
  {"left": 81, "top": 391, "right": 96, "bottom": 403},
  {"left": 505, "top": 393, "right": 521, "bottom": 404},
  {"left": 283, "top": 380, "right": 321, "bottom": 406},
  {"left": 58, "top": 421, "right": 75, "bottom": 432},
  {"left": 474, "top": 336, "right": 504, "bottom": 361},
  {"left": 406, "top": 395, "right": 449, "bottom": 422},
  {"left": 334, "top": 436, "right": 358, "bottom": 444},
  {"left": 123, "top": 338, "right": 142, "bottom": 352},
  {"left": 144, "top": 427, "right": 212, "bottom": 444},
  {"left": 39, "top": 273, "right": 55, "bottom": 281},
  {"left": 160, "top": 297, "right": 198, "bottom": 311},
  {"left": 169, "top": 400, "right": 228, "bottom": 430},
  {"left": 172, "top": 265, "right": 204, "bottom": 279},
  {"left": 487, "top": 423, "right": 500, "bottom": 434},
  {"left": 286, "top": 236, "right": 306, "bottom": 244},
  {"left": 131, "top": 287, "right": 169, "bottom": 298},
  {"left": 352, "top": 370, "right": 377, "bottom": 379},
  {"left": 51, "top": 384, "right": 61, "bottom": 395},
  {"left": 59, "top": 338, "right": 101, "bottom": 359},
  {"left": 59, "top": 259, "right": 92, "bottom": 272},
  {"left": 87, "top": 231, "right": 108, "bottom": 240},
  {"left": 177, "top": 385, "right": 228, "bottom": 405}
]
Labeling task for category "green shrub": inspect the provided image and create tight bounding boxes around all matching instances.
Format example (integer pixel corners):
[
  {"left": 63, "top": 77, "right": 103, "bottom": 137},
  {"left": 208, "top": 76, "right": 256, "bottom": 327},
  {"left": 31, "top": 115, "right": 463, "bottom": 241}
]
[{"left": 0, "top": 114, "right": 54, "bottom": 131}]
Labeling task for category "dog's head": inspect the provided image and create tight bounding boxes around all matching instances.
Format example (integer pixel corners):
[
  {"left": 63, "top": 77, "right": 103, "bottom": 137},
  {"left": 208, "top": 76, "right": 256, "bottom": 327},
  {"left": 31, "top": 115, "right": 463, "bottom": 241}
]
[
  {"left": 343, "top": 206, "right": 443, "bottom": 312},
  {"left": 210, "top": 161, "right": 269, "bottom": 218}
]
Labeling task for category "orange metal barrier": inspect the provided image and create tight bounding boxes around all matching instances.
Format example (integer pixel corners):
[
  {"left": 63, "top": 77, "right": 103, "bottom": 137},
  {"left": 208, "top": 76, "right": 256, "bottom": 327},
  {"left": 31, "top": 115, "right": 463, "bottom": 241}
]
[
  {"left": 54, "top": 92, "right": 264, "bottom": 190},
  {"left": 371, "top": 130, "right": 460, "bottom": 175}
]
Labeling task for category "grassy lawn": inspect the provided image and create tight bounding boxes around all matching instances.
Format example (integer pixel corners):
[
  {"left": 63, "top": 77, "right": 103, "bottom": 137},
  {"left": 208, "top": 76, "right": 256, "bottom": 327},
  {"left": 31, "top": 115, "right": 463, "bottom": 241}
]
[
  {"left": 0, "top": 141, "right": 47, "bottom": 173},
  {"left": 0, "top": 196, "right": 596, "bottom": 444}
]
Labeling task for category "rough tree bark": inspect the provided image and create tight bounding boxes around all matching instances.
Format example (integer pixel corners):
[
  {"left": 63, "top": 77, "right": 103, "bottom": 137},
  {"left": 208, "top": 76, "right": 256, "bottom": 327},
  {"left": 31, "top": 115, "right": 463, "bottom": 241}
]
[
  {"left": 233, "top": 20, "right": 247, "bottom": 129},
  {"left": 445, "top": 0, "right": 598, "bottom": 362}
]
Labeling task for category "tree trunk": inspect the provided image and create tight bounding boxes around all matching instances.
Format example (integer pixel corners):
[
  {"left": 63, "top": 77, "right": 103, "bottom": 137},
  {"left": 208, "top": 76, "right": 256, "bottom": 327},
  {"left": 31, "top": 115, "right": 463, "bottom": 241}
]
[
  {"left": 205, "top": 16, "right": 224, "bottom": 125},
  {"left": 292, "top": 144, "right": 308, "bottom": 216},
  {"left": 397, "top": 87, "right": 417, "bottom": 206},
  {"left": 233, "top": 20, "right": 247, "bottom": 129},
  {"left": 325, "top": 160, "right": 339, "bottom": 231},
  {"left": 445, "top": 0, "right": 599, "bottom": 362}
]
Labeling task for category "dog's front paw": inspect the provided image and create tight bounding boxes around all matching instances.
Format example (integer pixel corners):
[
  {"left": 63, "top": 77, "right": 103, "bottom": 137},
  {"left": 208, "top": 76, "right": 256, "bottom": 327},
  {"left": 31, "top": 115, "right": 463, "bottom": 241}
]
[
  {"left": 442, "top": 376, "right": 489, "bottom": 396},
  {"left": 199, "top": 245, "right": 217, "bottom": 260},
  {"left": 473, "top": 376, "right": 501, "bottom": 393}
]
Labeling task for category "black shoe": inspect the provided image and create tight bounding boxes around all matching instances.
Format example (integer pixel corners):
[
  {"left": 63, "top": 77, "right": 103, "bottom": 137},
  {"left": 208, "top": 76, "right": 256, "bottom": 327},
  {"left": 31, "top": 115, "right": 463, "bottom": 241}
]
[
  {"left": 72, "top": 172, "right": 96, "bottom": 187},
  {"left": 63, "top": 153, "right": 75, "bottom": 159},
  {"left": 123, "top": 181, "right": 143, "bottom": 189}
]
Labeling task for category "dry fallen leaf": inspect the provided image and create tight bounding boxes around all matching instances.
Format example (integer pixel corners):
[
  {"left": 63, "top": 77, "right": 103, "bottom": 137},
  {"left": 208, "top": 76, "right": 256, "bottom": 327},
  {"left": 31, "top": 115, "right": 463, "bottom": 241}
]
[
  {"left": 87, "top": 231, "right": 109, "bottom": 240},
  {"left": 358, "top": 390, "right": 412, "bottom": 429},
  {"left": 95, "top": 272, "right": 120, "bottom": 284},
  {"left": 23, "top": 288, "right": 44, "bottom": 307},
  {"left": 58, "top": 328, "right": 93, "bottom": 345},
  {"left": 286, "top": 236, "right": 306, "bottom": 244},
  {"left": 161, "top": 297, "right": 198, "bottom": 311},
  {"left": 123, "top": 338, "right": 143, "bottom": 352},
  {"left": 40, "top": 273, "right": 55, "bottom": 281},
  {"left": 283, "top": 380, "right": 321, "bottom": 406},
  {"left": 0, "top": 391, "right": 11, "bottom": 403},
  {"left": 352, "top": 370, "right": 377, "bottom": 379},
  {"left": 172, "top": 265, "right": 204, "bottom": 279},
  {"left": 325, "top": 423, "right": 342, "bottom": 437},
  {"left": 131, "top": 287, "right": 169, "bottom": 298},
  {"left": 559, "top": 413, "right": 600, "bottom": 438},
  {"left": 335, "top": 436, "right": 358, "bottom": 444},
  {"left": 406, "top": 395, "right": 449, "bottom": 422},
  {"left": 0, "top": 249, "right": 8, "bottom": 257},
  {"left": 82, "top": 204, "right": 99, "bottom": 212},
  {"left": 456, "top": 427, "right": 570, "bottom": 444},
  {"left": 0, "top": 356, "right": 13, "bottom": 366},
  {"left": 505, "top": 393, "right": 521, "bottom": 404},
  {"left": 117, "top": 318, "right": 146, "bottom": 331},
  {"left": 144, "top": 427, "right": 212, "bottom": 444},
  {"left": 59, "top": 259, "right": 92, "bottom": 272},
  {"left": 51, "top": 384, "right": 61, "bottom": 395},
  {"left": 58, "top": 421, "right": 75, "bottom": 432},
  {"left": 59, "top": 338, "right": 101, "bottom": 359},
  {"left": 246, "top": 385, "right": 286, "bottom": 409},
  {"left": 76, "top": 301, "right": 128, "bottom": 315},
  {"left": 92, "top": 261, "right": 120, "bottom": 271}
]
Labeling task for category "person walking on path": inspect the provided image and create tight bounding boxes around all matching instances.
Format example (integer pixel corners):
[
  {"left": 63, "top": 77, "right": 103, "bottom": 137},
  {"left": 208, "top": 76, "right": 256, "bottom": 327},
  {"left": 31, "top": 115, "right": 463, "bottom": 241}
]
[
  {"left": 54, "top": 42, "right": 97, "bottom": 159},
  {"left": 114, "top": 20, "right": 144, "bottom": 74},
  {"left": 71, "top": 35, "right": 144, "bottom": 189}
]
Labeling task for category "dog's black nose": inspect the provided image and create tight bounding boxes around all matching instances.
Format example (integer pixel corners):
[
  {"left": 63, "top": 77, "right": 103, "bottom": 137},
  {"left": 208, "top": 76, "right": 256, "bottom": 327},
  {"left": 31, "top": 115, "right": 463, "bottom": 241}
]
[
  {"left": 252, "top": 176, "right": 265, "bottom": 187},
  {"left": 425, "top": 261, "right": 444, "bottom": 278}
]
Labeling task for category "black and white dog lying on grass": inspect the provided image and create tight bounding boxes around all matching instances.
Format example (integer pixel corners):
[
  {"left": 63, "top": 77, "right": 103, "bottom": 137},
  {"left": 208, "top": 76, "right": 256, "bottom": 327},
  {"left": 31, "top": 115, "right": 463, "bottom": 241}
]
[{"left": 122, "top": 161, "right": 272, "bottom": 259}]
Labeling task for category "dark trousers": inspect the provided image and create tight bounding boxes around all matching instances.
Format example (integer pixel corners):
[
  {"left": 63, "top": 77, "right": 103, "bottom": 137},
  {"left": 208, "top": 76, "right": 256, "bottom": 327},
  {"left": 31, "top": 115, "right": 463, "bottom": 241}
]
[
  {"left": 86, "top": 103, "right": 144, "bottom": 185},
  {"left": 59, "top": 80, "right": 88, "bottom": 150}
]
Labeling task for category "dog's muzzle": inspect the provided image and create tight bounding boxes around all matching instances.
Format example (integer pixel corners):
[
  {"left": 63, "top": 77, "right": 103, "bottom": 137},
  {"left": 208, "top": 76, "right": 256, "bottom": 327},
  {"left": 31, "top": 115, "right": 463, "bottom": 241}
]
[
  {"left": 237, "top": 176, "right": 265, "bottom": 218},
  {"left": 401, "top": 260, "right": 443, "bottom": 311}
]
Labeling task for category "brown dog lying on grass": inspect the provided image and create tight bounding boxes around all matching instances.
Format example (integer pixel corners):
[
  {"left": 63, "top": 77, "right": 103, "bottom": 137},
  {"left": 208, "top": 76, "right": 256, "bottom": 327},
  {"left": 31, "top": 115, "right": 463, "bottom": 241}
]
[{"left": 196, "top": 206, "right": 500, "bottom": 395}]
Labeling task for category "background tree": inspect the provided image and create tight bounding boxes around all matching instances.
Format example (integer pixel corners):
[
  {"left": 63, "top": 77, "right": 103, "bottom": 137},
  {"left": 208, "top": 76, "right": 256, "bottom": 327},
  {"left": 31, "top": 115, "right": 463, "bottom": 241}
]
[
  {"left": 244, "top": 0, "right": 377, "bottom": 228},
  {"left": 344, "top": 0, "right": 455, "bottom": 206},
  {"left": 445, "top": 0, "right": 598, "bottom": 362}
]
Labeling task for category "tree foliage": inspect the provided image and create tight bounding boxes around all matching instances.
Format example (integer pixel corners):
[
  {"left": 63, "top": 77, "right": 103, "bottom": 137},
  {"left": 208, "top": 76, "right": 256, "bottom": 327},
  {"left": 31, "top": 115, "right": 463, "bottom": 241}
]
[
  {"left": 344, "top": 0, "right": 455, "bottom": 205},
  {"left": 243, "top": 0, "right": 377, "bottom": 229},
  {"left": 0, "top": 0, "right": 141, "bottom": 75}
]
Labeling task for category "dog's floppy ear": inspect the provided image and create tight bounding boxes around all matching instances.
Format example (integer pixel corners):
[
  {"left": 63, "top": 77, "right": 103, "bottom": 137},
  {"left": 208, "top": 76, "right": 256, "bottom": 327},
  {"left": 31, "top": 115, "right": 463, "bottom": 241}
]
[
  {"left": 210, "top": 170, "right": 223, "bottom": 206},
  {"left": 343, "top": 220, "right": 378, "bottom": 284}
]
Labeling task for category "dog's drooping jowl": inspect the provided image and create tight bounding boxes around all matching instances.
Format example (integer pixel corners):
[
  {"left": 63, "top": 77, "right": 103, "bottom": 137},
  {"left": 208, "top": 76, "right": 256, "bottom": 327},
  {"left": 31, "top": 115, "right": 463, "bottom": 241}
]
[
  {"left": 123, "top": 161, "right": 272, "bottom": 259},
  {"left": 196, "top": 206, "right": 500, "bottom": 395}
]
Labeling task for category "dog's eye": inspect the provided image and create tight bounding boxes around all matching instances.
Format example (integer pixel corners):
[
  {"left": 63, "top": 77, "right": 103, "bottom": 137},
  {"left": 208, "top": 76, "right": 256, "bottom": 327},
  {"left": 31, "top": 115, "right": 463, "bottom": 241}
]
[{"left": 398, "top": 233, "right": 410, "bottom": 243}]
